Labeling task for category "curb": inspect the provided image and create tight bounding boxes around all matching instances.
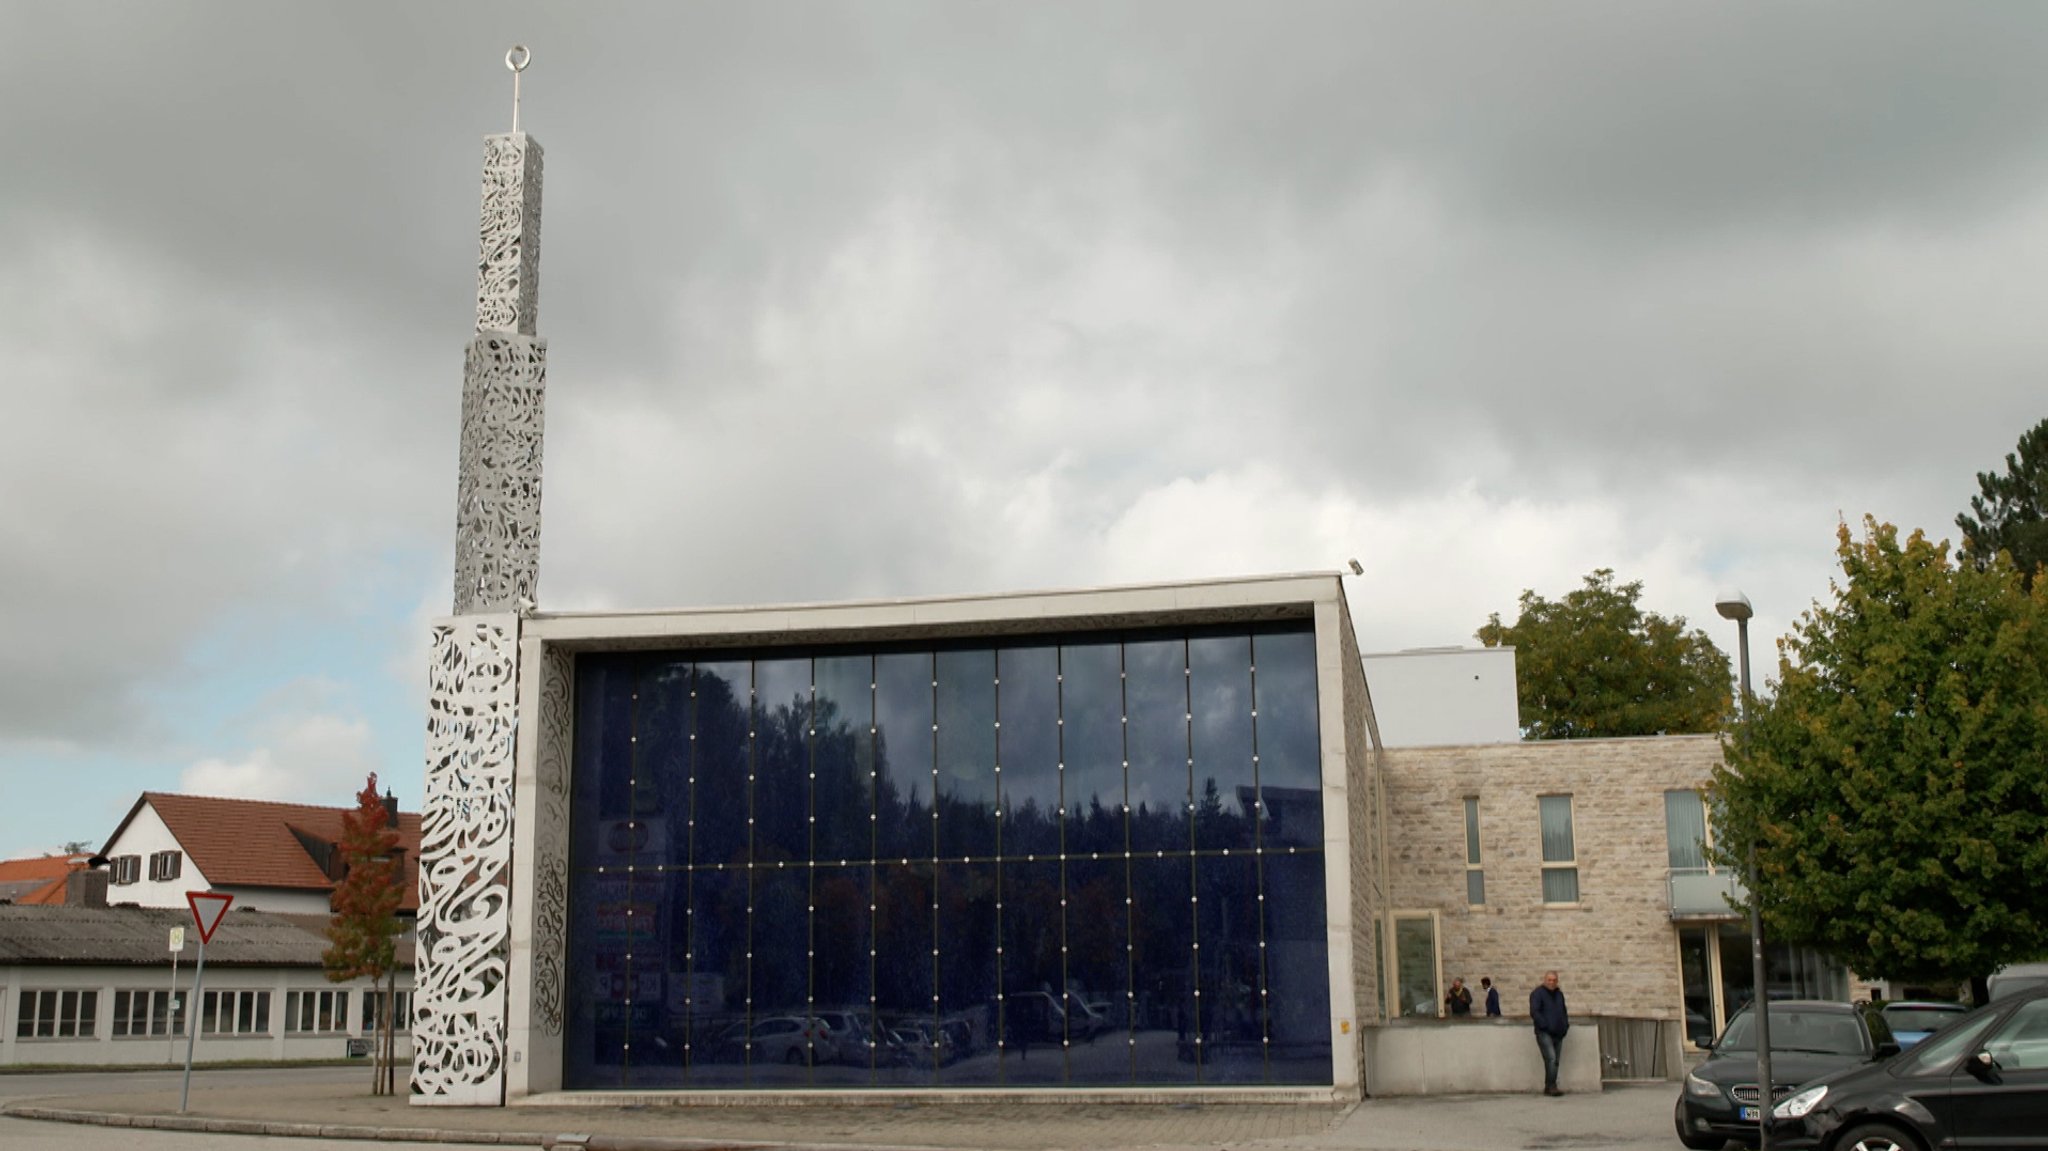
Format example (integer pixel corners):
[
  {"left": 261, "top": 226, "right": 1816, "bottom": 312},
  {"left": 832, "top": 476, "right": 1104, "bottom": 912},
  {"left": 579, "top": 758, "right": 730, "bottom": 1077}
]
[{"left": 0, "top": 1103, "right": 782, "bottom": 1151}]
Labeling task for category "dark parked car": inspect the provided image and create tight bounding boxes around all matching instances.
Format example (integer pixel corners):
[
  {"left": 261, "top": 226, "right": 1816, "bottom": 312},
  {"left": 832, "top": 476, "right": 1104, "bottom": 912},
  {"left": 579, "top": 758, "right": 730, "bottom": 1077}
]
[
  {"left": 1675, "top": 999, "right": 1899, "bottom": 1150},
  {"left": 1781, "top": 984, "right": 2048, "bottom": 1151},
  {"left": 1875, "top": 1000, "right": 1967, "bottom": 1049}
]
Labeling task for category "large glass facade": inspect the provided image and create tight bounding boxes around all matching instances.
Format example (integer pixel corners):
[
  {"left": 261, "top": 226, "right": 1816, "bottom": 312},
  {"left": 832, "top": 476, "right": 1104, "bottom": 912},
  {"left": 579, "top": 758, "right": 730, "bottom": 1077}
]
[{"left": 564, "top": 622, "right": 1333, "bottom": 1090}]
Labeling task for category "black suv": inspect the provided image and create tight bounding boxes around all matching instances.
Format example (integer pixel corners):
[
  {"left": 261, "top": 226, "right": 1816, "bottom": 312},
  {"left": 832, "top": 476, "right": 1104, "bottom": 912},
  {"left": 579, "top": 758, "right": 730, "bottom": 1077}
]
[
  {"left": 1676, "top": 999, "right": 1899, "bottom": 1150},
  {"left": 1779, "top": 984, "right": 2048, "bottom": 1151}
]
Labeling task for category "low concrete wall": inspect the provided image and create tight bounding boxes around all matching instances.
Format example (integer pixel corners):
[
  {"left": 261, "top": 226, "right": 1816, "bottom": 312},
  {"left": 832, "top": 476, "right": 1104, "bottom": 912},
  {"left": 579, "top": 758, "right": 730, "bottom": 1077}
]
[{"left": 1363, "top": 1019, "right": 1601, "bottom": 1096}]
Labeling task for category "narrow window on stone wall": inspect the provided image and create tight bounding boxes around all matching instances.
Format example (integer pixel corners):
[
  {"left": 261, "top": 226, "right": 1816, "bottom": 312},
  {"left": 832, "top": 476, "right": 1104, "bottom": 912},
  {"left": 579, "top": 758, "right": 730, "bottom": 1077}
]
[
  {"left": 1463, "top": 796, "right": 1485, "bottom": 905},
  {"left": 1539, "top": 794, "right": 1578, "bottom": 903},
  {"left": 1664, "top": 790, "right": 1711, "bottom": 871}
]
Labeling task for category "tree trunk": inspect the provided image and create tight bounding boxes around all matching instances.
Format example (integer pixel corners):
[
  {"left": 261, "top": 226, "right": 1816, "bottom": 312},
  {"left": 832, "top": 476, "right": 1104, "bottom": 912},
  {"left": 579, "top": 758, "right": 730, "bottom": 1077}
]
[{"left": 367, "top": 980, "right": 381, "bottom": 1094}]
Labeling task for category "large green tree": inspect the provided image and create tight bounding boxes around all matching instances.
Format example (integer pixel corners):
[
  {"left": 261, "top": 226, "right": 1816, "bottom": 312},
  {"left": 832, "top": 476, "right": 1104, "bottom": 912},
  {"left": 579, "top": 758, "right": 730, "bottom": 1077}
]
[
  {"left": 1476, "top": 568, "right": 1732, "bottom": 739},
  {"left": 1712, "top": 519, "right": 2048, "bottom": 995},
  {"left": 1957, "top": 418, "right": 2048, "bottom": 589}
]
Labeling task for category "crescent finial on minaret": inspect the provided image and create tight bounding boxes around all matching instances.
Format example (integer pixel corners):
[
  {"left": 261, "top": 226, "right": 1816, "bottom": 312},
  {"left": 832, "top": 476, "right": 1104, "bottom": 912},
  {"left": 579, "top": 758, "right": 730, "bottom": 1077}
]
[{"left": 506, "top": 45, "right": 530, "bottom": 135}]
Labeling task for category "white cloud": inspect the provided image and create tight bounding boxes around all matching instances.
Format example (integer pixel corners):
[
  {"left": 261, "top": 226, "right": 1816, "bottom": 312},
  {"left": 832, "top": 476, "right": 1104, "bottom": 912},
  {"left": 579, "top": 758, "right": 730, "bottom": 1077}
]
[{"left": 181, "top": 711, "right": 380, "bottom": 806}]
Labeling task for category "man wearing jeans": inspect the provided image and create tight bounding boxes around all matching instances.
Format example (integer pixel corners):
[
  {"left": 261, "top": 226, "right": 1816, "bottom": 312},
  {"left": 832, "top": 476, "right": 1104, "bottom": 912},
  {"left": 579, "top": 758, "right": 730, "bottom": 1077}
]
[{"left": 1530, "top": 970, "right": 1570, "bottom": 1095}]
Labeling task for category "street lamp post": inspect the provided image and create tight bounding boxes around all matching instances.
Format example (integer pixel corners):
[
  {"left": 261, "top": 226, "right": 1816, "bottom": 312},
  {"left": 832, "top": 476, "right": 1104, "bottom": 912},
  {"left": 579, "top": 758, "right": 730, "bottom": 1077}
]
[{"left": 1717, "top": 590, "right": 1772, "bottom": 1149}]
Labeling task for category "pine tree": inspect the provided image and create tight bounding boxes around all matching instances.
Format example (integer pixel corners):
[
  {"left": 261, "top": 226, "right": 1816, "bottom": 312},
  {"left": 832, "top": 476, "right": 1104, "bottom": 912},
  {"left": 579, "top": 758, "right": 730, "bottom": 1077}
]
[
  {"left": 1957, "top": 418, "right": 2048, "bottom": 589},
  {"left": 323, "top": 773, "right": 403, "bottom": 1094}
]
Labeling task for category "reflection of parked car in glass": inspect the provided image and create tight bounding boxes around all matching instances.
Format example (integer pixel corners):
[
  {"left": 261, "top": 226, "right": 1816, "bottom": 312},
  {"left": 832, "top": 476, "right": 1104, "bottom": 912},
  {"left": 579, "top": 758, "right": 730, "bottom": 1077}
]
[
  {"left": 887, "top": 1019, "right": 957, "bottom": 1066},
  {"left": 1006, "top": 991, "right": 1099, "bottom": 1044},
  {"left": 941, "top": 1017, "right": 976, "bottom": 1057},
  {"left": 1674, "top": 1000, "right": 1898, "bottom": 1150},
  {"left": 714, "top": 1015, "right": 833, "bottom": 1065},
  {"left": 1875, "top": 1001, "right": 1967, "bottom": 1049},
  {"left": 1784, "top": 985, "right": 2048, "bottom": 1151},
  {"left": 811, "top": 1010, "right": 878, "bottom": 1065}
]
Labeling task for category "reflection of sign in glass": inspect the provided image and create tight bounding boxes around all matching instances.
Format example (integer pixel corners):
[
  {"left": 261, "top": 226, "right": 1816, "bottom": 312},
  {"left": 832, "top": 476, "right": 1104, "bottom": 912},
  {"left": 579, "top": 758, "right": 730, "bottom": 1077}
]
[
  {"left": 607, "top": 821, "right": 650, "bottom": 853},
  {"left": 594, "top": 899, "right": 659, "bottom": 943},
  {"left": 592, "top": 970, "right": 663, "bottom": 1003},
  {"left": 596, "top": 818, "right": 667, "bottom": 865}
]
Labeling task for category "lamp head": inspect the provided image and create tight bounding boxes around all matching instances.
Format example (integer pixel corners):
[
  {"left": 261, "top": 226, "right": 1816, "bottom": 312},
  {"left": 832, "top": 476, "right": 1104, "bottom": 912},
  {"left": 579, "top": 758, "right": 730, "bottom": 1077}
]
[
  {"left": 1347, "top": 558, "right": 1364, "bottom": 576},
  {"left": 1715, "top": 590, "right": 1753, "bottom": 622}
]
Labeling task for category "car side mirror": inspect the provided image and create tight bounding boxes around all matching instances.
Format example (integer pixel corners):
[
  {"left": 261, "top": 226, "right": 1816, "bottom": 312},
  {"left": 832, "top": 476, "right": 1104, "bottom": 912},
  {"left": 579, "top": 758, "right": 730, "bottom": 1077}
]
[
  {"left": 1698, "top": 1037, "right": 1714, "bottom": 1050},
  {"left": 1968, "top": 1050, "right": 2000, "bottom": 1080},
  {"left": 1873, "top": 1040, "right": 1900, "bottom": 1060}
]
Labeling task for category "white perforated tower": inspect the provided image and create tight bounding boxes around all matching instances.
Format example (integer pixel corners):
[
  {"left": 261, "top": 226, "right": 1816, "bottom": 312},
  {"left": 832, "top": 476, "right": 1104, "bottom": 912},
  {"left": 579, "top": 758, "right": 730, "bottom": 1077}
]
[{"left": 413, "top": 61, "right": 547, "bottom": 1105}]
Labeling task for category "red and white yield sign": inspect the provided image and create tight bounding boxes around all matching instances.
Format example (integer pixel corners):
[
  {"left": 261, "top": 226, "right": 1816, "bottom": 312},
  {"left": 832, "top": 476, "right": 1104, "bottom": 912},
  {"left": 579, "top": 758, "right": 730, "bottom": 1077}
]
[{"left": 186, "top": 891, "right": 234, "bottom": 944}]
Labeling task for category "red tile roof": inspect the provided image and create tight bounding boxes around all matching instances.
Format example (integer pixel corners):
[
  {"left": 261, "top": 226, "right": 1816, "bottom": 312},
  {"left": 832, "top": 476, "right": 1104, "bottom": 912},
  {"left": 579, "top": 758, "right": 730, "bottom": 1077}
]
[
  {"left": 0, "top": 853, "right": 90, "bottom": 905},
  {"left": 106, "top": 793, "right": 422, "bottom": 913}
]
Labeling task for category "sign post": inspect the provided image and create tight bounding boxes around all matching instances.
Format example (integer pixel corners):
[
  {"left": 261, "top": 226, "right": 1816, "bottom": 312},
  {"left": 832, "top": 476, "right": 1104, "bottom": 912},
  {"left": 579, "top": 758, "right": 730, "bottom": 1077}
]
[
  {"left": 180, "top": 892, "right": 234, "bottom": 1114},
  {"left": 168, "top": 926, "right": 185, "bottom": 1066}
]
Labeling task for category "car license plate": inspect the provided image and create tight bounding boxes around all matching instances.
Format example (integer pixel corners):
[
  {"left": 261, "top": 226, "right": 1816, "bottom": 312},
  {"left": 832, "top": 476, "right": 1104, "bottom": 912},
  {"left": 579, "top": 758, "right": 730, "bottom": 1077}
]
[{"left": 1737, "top": 1106, "right": 1760, "bottom": 1122}]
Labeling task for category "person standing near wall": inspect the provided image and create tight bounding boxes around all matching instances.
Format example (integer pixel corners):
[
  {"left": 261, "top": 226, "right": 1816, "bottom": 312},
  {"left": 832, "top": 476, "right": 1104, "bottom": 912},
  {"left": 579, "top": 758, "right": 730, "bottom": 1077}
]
[
  {"left": 1445, "top": 977, "right": 1473, "bottom": 1016},
  {"left": 1481, "top": 976, "right": 1501, "bottom": 1017},
  {"left": 1529, "top": 970, "right": 1570, "bottom": 1096}
]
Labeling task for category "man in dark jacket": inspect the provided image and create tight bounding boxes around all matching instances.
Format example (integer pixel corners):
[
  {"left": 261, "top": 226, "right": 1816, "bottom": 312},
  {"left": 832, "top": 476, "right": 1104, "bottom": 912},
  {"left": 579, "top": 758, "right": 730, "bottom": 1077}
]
[{"left": 1529, "top": 970, "right": 1569, "bottom": 1095}]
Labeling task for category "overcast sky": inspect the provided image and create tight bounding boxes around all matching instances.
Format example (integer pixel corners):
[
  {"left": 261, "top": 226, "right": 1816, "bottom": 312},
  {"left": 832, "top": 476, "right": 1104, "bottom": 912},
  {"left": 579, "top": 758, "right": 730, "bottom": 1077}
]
[{"left": 2, "top": 3, "right": 2042, "bottom": 858}]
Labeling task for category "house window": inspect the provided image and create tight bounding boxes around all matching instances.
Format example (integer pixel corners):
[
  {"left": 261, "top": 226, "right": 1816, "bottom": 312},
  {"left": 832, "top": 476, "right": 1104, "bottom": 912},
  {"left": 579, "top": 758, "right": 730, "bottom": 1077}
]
[
  {"left": 1388, "top": 911, "right": 1442, "bottom": 1018},
  {"left": 16, "top": 989, "right": 97, "bottom": 1039},
  {"left": 1463, "top": 796, "right": 1485, "bottom": 905},
  {"left": 200, "top": 990, "right": 272, "bottom": 1035},
  {"left": 1664, "top": 789, "right": 1711, "bottom": 871},
  {"left": 1539, "top": 794, "right": 1579, "bottom": 903},
  {"left": 285, "top": 989, "right": 350, "bottom": 1033},
  {"left": 109, "top": 855, "right": 141, "bottom": 885},
  {"left": 112, "top": 989, "right": 181, "bottom": 1037},
  {"left": 148, "top": 850, "right": 183, "bottom": 882},
  {"left": 363, "top": 989, "right": 413, "bottom": 1033}
]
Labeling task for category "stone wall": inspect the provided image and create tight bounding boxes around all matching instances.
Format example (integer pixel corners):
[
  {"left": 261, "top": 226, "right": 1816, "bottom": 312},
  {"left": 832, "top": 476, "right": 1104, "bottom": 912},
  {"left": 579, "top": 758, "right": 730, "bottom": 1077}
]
[{"left": 1381, "top": 734, "right": 1725, "bottom": 1023}]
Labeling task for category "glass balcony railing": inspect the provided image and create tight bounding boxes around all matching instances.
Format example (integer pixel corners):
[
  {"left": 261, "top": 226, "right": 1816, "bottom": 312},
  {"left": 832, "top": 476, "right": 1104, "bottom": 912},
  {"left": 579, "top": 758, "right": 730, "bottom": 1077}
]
[{"left": 1667, "top": 868, "right": 1748, "bottom": 919}]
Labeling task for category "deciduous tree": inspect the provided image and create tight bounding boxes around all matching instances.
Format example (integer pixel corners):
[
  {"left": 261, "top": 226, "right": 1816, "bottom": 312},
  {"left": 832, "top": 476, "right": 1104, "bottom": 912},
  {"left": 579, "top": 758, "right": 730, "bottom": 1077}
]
[
  {"left": 323, "top": 773, "right": 403, "bottom": 1094},
  {"left": 1476, "top": 569, "right": 1732, "bottom": 739},
  {"left": 1712, "top": 519, "right": 2048, "bottom": 998},
  {"left": 1957, "top": 418, "right": 2048, "bottom": 589}
]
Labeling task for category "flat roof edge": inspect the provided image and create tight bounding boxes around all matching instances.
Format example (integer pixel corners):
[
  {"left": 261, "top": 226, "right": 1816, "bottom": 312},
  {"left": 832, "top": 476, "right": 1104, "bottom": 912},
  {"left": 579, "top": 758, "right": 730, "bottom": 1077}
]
[{"left": 522, "top": 572, "right": 1343, "bottom": 649}]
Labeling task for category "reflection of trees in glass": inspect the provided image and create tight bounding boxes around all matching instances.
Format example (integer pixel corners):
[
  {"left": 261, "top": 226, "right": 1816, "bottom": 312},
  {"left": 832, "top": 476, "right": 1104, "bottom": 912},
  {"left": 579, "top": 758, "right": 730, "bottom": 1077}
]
[
  {"left": 568, "top": 623, "right": 1334, "bottom": 1087},
  {"left": 937, "top": 864, "right": 997, "bottom": 1013},
  {"left": 874, "top": 863, "right": 932, "bottom": 1013}
]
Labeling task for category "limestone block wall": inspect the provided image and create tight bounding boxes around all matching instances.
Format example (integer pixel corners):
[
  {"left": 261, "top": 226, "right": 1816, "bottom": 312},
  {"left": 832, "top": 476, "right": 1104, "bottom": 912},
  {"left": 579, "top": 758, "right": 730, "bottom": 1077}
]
[
  {"left": 1381, "top": 734, "right": 1725, "bottom": 1023},
  {"left": 1340, "top": 609, "right": 1387, "bottom": 1028}
]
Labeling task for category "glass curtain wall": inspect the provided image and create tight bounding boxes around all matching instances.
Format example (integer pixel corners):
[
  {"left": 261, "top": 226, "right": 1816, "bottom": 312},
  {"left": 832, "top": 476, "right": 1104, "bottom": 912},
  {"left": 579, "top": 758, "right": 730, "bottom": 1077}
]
[{"left": 564, "top": 623, "right": 1332, "bottom": 1090}]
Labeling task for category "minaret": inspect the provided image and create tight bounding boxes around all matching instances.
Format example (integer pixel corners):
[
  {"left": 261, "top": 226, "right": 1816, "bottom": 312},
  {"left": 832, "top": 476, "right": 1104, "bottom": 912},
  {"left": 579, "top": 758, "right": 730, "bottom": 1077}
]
[
  {"left": 414, "top": 47, "right": 545, "bottom": 1107},
  {"left": 453, "top": 44, "right": 547, "bottom": 615}
]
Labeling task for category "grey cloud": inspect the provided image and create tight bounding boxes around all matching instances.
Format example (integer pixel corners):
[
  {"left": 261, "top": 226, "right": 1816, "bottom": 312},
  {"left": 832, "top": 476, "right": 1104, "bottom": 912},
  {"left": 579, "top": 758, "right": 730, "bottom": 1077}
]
[{"left": 3, "top": 0, "right": 2046, "bottom": 768}]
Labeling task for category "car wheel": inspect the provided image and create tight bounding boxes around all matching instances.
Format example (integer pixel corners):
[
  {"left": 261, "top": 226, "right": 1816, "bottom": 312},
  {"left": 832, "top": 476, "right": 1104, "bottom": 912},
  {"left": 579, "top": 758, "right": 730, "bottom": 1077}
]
[
  {"left": 784, "top": 1047, "right": 804, "bottom": 1066},
  {"left": 1835, "top": 1123, "right": 1924, "bottom": 1151}
]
